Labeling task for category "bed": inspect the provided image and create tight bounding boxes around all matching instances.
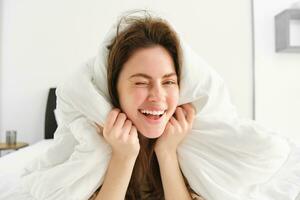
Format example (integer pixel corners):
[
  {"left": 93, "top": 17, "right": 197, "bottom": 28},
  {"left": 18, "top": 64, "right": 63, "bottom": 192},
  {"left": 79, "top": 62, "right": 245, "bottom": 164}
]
[
  {"left": 0, "top": 88, "right": 57, "bottom": 199},
  {"left": 0, "top": 139, "right": 54, "bottom": 199},
  {"left": 0, "top": 88, "right": 299, "bottom": 200}
]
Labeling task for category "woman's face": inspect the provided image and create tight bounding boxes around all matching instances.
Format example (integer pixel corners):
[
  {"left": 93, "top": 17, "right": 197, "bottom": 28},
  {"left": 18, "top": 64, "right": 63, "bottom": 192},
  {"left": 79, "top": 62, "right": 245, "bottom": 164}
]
[{"left": 117, "top": 45, "right": 179, "bottom": 138}]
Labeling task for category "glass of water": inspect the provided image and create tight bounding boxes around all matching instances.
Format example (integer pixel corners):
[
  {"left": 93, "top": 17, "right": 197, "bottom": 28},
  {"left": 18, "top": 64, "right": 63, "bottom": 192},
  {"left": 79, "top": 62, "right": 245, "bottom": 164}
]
[{"left": 6, "top": 130, "right": 17, "bottom": 145}]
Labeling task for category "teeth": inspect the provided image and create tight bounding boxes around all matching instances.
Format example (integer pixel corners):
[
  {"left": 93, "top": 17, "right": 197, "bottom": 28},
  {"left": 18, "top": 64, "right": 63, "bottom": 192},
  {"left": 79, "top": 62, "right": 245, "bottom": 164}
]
[{"left": 140, "top": 109, "right": 165, "bottom": 115}]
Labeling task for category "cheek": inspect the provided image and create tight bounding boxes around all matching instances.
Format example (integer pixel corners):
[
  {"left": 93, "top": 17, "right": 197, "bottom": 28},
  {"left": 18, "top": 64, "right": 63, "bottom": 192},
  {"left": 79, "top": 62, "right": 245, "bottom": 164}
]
[
  {"left": 120, "top": 89, "right": 147, "bottom": 111},
  {"left": 127, "top": 89, "right": 148, "bottom": 106},
  {"left": 166, "top": 89, "right": 179, "bottom": 112},
  {"left": 131, "top": 89, "right": 147, "bottom": 101},
  {"left": 119, "top": 89, "right": 147, "bottom": 123}
]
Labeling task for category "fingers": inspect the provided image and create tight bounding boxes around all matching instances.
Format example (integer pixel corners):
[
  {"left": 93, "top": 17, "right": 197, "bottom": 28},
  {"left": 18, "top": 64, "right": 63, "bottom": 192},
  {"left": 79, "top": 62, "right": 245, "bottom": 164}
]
[
  {"left": 114, "top": 113, "right": 127, "bottom": 130},
  {"left": 122, "top": 120, "right": 132, "bottom": 133},
  {"left": 181, "top": 103, "right": 195, "bottom": 124},
  {"left": 104, "top": 108, "right": 120, "bottom": 131},
  {"left": 121, "top": 120, "right": 132, "bottom": 140},
  {"left": 102, "top": 109, "right": 140, "bottom": 158},
  {"left": 173, "top": 107, "right": 187, "bottom": 131},
  {"left": 169, "top": 116, "right": 181, "bottom": 131},
  {"left": 104, "top": 108, "right": 138, "bottom": 140},
  {"left": 175, "top": 107, "right": 186, "bottom": 123},
  {"left": 129, "top": 126, "right": 138, "bottom": 141}
]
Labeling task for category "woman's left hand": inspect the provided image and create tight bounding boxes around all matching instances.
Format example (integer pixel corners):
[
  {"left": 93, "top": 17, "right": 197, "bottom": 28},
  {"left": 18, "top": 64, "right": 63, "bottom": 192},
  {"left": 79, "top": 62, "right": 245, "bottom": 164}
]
[{"left": 154, "top": 103, "right": 195, "bottom": 157}]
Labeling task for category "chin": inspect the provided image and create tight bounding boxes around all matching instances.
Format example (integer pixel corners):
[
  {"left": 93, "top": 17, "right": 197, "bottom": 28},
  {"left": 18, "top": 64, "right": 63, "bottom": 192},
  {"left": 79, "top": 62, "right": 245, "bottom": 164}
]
[{"left": 138, "top": 128, "right": 164, "bottom": 139}]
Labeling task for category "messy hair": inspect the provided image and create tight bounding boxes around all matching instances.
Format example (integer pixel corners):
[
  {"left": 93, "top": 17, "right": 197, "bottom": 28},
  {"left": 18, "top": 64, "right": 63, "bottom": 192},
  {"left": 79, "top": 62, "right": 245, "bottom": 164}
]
[{"left": 106, "top": 10, "right": 187, "bottom": 200}]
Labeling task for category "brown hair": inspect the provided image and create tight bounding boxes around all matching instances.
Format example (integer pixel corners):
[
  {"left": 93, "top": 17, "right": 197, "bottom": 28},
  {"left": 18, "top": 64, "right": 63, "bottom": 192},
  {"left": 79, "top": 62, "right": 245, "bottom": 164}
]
[{"left": 106, "top": 11, "right": 184, "bottom": 200}]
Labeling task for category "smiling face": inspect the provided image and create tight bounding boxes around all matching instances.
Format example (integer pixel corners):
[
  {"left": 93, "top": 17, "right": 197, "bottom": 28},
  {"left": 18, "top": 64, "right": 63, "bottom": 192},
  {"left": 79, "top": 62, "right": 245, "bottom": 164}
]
[{"left": 117, "top": 45, "right": 179, "bottom": 138}]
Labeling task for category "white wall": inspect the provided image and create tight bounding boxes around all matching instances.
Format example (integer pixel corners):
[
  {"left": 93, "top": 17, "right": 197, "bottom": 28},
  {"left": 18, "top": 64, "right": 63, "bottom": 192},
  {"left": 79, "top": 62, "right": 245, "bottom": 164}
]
[
  {"left": 254, "top": 0, "right": 300, "bottom": 143},
  {"left": 0, "top": 0, "right": 3, "bottom": 140},
  {"left": 0, "top": 0, "right": 253, "bottom": 144}
]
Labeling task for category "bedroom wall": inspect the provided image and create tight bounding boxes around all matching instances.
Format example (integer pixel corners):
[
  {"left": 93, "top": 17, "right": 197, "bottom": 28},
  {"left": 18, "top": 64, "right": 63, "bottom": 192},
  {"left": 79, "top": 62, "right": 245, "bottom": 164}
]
[
  {"left": 0, "top": 0, "right": 253, "bottom": 144},
  {"left": 253, "top": 0, "right": 300, "bottom": 143},
  {"left": 0, "top": 0, "right": 3, "bottom": 140}
]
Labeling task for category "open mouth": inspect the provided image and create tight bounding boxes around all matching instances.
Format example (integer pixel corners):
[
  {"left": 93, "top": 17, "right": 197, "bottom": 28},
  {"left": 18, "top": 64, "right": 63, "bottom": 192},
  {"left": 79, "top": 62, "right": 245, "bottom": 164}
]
[{"left": 138, "top": 109, "right": 166, "bottom": 120}]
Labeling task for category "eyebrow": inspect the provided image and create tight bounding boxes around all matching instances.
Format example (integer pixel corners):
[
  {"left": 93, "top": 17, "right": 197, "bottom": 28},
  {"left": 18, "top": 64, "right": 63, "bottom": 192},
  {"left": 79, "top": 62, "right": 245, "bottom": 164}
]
[{"left": 129, "top": 72, "right": 177, "bottom": 79}]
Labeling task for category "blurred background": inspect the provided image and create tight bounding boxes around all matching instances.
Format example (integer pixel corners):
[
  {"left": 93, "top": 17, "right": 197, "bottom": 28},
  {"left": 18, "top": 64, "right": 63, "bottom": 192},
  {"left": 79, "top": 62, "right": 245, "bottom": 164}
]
[{"left": 0, "top": 0, "right": 299, "bottom": 144}]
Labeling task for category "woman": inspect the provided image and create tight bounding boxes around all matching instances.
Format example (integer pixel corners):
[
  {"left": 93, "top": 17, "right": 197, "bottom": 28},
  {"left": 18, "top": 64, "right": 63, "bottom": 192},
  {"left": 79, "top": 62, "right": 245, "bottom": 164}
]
[{"left": 90, "top": 12, "right": 204, "bottom": 200}]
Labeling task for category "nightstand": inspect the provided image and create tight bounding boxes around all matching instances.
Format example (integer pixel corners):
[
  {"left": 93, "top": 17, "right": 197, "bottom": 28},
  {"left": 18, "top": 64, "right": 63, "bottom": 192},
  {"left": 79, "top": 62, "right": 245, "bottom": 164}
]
[{"left": 0, "top": 142, "right": 29, "bottom": 157}]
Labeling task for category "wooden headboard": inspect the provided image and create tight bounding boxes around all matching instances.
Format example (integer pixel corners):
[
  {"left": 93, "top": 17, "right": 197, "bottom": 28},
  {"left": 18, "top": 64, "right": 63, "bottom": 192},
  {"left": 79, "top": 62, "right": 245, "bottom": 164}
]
[{"left": 45, "top": 88, "right": 57, "bottom": 139}]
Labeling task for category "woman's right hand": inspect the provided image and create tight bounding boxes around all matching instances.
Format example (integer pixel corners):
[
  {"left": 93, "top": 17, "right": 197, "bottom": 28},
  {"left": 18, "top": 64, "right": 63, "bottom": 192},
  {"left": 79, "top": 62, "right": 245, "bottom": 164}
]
[{"left": 100, "top": 108, "right": 140, "bottom": 160}]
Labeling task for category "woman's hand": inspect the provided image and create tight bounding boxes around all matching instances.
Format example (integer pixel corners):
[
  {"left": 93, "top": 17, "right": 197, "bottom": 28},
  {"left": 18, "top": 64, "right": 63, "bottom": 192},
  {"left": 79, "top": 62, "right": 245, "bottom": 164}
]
[
  {"left": 154, "top": 103, "right": 195, "bottom": 157},
  {"left": 96, "top": 108, "right": 140, "bottom": 160}
]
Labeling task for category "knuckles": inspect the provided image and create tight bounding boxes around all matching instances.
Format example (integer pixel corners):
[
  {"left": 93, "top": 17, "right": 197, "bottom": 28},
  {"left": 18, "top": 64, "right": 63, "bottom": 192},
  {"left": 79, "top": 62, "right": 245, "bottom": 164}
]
[
  {"left": 118, "top": 112, "right": 127, "bottom": 120},
  {"left": 110, "top": 108, "right": 121, "bottom": 117}
]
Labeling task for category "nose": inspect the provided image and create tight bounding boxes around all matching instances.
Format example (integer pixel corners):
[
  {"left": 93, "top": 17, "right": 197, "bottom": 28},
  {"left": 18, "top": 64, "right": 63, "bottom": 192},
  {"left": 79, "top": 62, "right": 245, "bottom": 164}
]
[{"left": 147, "top": 83, "right": 165, "bottom": 102}]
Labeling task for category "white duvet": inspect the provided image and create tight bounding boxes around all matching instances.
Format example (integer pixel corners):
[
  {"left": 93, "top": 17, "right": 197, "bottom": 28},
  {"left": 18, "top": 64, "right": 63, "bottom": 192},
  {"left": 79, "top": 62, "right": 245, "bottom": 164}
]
[
  {"left": 6, "top": 13, "right": 300, "bottom": 200},
  {"left": 0, "top": 140, "right": 54, "bottom": 200}
]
